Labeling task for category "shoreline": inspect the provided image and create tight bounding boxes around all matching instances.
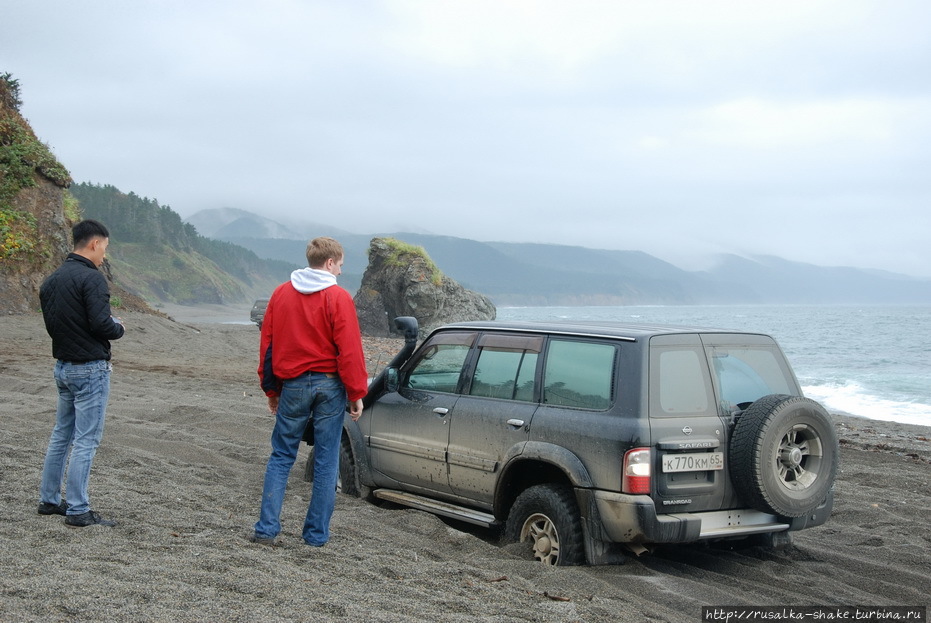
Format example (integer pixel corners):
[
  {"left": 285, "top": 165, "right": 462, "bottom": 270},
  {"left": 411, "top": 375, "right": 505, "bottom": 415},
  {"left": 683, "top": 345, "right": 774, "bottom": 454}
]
[{"left": 154, "top": 302, "right": 256, "bottom": 325}]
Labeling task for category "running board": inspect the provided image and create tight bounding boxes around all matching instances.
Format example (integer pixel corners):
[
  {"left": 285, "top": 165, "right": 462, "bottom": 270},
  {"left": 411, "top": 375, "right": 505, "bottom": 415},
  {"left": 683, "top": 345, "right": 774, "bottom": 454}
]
[{"left": 372, "top": 489, "right": 498, "bottom": 527}]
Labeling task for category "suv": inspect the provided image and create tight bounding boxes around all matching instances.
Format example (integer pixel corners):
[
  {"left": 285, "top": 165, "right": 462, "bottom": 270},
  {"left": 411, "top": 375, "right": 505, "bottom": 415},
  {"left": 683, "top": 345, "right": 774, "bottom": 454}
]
[
  {"left": 250, "top": 298, "right": 269, "bottom": 330},
  {"left": 309, "top": 317, "right": 837, "bottom": 566}
]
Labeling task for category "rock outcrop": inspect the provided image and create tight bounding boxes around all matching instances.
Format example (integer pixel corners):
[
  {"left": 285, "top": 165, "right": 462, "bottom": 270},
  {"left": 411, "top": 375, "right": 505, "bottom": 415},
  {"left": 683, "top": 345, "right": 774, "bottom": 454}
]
[
  {"left": 354, "top": 237, "right": 496, "bottom": 337},
  {"left": 0, "top": 178, "right": 72, "bottom": 313}
]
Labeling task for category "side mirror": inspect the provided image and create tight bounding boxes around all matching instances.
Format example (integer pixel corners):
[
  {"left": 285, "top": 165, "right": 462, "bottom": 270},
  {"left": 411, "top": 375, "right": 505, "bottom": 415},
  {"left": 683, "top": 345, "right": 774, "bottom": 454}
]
[{"left": 386, "top": 368, "right": 399, "bottom": 393}]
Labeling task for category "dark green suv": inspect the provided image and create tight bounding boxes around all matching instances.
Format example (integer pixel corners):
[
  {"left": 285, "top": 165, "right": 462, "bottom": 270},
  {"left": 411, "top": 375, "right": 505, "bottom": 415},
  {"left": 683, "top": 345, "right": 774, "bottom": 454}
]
[
  {"left": 310, "top": 318, "right": 837, "bottom": 566},
  {"left": 250, "top": 298, "right": 269, "bottom": 329}
]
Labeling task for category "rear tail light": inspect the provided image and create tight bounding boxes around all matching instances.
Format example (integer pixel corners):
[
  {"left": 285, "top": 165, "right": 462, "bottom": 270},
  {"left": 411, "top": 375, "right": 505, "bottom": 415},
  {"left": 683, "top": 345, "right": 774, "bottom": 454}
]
[{"left": 623, "top": 448, "right": 652, "bottom": 494}]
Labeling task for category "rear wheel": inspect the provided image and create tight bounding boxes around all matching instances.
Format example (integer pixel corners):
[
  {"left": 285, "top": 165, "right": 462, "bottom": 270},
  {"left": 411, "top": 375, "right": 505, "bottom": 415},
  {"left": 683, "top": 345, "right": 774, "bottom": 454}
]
[
  {"left": 729, "top": 394, "right": 838, "bottom": 517},
  {"left": 504, "top": 484, "right": 584, "bottom": 566}
]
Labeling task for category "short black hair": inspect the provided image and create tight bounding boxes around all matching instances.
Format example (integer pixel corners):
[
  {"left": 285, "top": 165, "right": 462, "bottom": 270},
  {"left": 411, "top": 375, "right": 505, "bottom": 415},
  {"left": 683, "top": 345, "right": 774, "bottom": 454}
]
[{"left": 72, "top": 219, "right": 110, "bottom": 249}]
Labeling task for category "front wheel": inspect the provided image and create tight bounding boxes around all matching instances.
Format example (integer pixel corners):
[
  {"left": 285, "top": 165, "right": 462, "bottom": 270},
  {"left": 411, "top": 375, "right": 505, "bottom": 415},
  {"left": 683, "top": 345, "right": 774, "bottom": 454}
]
[
  {"left": 303, "top": 437, "right": 360, "bottom": 497},
  {"left": 504, "top": 484, "right": 585, "bottom": 566}
]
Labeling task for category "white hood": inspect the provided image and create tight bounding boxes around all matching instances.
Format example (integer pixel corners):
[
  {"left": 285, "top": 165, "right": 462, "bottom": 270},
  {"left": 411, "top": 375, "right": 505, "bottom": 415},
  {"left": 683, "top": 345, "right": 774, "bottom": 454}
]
[{"left": 290, "top": 267, "right": 336, "bottom": 294}]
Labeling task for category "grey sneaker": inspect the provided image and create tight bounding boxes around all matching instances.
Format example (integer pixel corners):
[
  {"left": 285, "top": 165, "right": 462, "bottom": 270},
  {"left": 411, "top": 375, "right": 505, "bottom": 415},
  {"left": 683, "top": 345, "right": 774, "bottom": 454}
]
[
  {"left": 64, "top": 511, "right": 117, "bottom": 528},
  {"left": 249, "top": 534, "right": 277, "bottom": 546}
]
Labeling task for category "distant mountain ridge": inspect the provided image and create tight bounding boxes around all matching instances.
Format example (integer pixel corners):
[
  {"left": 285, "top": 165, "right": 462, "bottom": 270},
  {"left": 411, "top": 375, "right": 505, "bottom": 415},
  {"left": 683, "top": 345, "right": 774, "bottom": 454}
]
[
  {"left": 187, "top": 207, "right": 350, "bottom": 241},
  {"left": 186, "top": 209, "right": 931, "bottom": 305}
]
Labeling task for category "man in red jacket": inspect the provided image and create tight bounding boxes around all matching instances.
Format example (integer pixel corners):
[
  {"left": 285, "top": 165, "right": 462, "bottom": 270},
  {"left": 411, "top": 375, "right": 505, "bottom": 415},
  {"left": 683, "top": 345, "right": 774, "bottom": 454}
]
[{"left": 253, "top": 237, "right": 367, "bottom": 547}]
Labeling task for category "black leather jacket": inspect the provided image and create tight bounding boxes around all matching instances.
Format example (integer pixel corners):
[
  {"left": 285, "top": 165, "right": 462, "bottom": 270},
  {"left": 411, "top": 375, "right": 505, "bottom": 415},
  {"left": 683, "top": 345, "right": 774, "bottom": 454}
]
[{"left": 39, "top": 253, "right": 125, "bottom": 362}]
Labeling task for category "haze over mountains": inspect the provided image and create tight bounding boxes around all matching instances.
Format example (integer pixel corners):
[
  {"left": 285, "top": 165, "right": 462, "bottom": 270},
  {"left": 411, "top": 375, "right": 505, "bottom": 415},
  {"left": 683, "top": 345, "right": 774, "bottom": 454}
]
[{"left": 187, "top": 208, "right": 931, "bottom": 306}]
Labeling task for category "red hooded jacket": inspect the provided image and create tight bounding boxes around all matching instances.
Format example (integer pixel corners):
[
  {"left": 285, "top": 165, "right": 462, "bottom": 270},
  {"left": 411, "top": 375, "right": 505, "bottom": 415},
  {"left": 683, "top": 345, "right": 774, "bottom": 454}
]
[{"left": 258, "top": 268, "right": 367, "bottom": 402}]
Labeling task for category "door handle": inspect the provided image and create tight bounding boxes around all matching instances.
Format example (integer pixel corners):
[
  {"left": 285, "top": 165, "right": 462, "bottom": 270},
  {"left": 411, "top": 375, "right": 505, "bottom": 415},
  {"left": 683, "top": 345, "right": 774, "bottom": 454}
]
[
  {"left": 433, "top": 407, "right": 449, "bottom": 415},
  {"left": 506, "top": 419, "right": 525, "bottom": 427}
]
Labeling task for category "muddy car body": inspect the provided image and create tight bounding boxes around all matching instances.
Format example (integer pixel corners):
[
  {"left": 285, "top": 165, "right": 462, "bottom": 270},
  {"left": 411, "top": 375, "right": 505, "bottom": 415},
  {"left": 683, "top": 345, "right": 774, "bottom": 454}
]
[{"left": 310, "top": 318, "right": 837, "bottom": 565}]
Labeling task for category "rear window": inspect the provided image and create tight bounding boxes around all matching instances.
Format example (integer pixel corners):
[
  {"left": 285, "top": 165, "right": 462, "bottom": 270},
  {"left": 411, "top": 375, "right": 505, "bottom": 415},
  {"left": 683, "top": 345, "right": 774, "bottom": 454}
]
[
  {"left": 654, "top": 348, "right": 713, "bottom": 415},
  {"left": 651, "top": 342, "right": 797, "bottom": 417},
  {"left": 708, "top": 347, "right": 794, "bottom": 411}
]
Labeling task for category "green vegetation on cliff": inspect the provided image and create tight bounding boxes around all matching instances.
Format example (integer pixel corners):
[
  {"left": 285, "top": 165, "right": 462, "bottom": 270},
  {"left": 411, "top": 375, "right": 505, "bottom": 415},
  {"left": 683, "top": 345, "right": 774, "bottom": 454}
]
[
  {"left": 377, "top": 237, "right": 443, "bottom": 286},
  {"left": 0, "top": 73, "right": 72, "bottom": 261}
]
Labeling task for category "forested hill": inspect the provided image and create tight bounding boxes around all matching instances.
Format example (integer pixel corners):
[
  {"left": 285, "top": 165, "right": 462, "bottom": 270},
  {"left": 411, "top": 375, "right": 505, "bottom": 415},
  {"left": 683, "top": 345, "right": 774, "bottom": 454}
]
[{"left": 71, "top": 183, "right": 294, "bottom": 305}]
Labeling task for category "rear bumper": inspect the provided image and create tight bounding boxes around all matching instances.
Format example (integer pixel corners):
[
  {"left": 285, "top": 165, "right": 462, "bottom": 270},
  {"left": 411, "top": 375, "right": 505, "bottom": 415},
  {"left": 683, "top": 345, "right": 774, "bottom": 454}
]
[{"left": 587, "top": 489, "right": 834, "bottom": 545}]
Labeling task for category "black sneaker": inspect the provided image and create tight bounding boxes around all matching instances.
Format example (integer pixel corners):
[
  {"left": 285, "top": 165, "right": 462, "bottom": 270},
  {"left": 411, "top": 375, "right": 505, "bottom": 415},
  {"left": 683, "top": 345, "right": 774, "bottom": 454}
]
[
  {"left": 249, "top": 534, "right": 277, "bottom": 546},
  {"left": 37, "top": 501, "right": 68, "bottom": 516},
  {"left": 64, "top": 511, "right": 117, "bottom": 528}
]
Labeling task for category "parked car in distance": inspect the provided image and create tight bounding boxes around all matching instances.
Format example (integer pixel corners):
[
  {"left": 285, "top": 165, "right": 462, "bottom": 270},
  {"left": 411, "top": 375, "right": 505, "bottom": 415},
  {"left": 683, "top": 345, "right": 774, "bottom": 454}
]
[
  {"left": 308, "top": 317, "right": 838, "bottom": 566},
  {"left": 250, "top": 298, "right": 269, "bottom": 329}
]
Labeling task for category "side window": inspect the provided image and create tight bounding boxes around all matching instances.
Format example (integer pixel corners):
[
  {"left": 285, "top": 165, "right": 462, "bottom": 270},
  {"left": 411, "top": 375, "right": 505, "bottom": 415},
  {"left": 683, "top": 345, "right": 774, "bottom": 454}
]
[
  {"left": 468, "top": 334, "right": 543, "bottom": 402},
  {"left": 405, "top": 332, "right": 476, "bottom": 394},
  {"left": 543, "top": 340, "right": 616, "bottom": 410},
  {"left": 654, "top": 348, "right": 711, "bottom": 415}
]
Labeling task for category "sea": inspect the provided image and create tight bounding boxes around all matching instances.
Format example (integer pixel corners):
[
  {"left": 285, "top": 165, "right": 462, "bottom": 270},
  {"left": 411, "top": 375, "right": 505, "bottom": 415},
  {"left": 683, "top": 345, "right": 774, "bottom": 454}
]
[{"left": 496, "top": 304, "right": 931, "bottom": 428}]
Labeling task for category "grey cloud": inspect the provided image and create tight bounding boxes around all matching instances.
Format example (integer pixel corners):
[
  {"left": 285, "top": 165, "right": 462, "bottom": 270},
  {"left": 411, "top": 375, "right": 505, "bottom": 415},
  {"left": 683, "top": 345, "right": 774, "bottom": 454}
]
[{"left": 3, "top": 0, "right": 930, "bottom": 276}]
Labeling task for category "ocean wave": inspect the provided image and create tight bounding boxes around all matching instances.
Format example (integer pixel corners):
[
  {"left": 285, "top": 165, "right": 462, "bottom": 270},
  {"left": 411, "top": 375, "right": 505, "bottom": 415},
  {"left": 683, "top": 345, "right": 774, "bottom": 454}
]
[{"left": 803, "top": 382, "right": 931, "bottom": 427}]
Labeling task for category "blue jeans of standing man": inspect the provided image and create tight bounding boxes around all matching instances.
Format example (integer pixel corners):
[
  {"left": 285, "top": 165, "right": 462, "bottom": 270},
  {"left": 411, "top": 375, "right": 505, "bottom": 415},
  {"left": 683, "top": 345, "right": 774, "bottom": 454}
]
[
  {"left": 39, "top": 360, "right": 112, "bottom": 516},
  {"left": 254, "top": 372, "right": 347, "bottom": 546}
]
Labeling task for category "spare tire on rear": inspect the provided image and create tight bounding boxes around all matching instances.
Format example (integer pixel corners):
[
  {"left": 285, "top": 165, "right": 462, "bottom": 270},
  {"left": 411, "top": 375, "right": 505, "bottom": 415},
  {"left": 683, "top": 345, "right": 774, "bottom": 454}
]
[{"left": 729, "top": 394, "right": 838, "bottom": 518}]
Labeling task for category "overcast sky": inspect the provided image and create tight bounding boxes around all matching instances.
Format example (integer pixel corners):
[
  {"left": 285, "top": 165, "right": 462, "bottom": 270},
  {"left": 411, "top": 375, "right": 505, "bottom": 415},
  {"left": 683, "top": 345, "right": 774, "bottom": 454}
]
[{"left": 4, "top": 1, "right": 930, "bottom": 277}]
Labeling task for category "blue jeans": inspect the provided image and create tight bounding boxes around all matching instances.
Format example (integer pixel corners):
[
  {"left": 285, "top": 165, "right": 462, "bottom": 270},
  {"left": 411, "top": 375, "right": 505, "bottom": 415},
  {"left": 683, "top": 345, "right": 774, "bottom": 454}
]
[
  {"left": 39, "top": 360, "right": 112, "bottom": 516},
  {"left": 254, "top": 372, "right": 347, "bottom": 546}
]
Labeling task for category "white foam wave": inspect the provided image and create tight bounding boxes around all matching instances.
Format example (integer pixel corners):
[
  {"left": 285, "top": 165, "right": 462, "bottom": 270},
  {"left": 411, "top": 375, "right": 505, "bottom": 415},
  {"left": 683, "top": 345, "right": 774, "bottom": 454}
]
[{"left": 803, "top": 382, "right": 931, "bottom": 427}]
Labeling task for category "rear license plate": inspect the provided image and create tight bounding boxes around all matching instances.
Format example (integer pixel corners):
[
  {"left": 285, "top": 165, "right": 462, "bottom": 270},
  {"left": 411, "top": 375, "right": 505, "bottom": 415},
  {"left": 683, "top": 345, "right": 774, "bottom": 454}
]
[{"left": 662, "top": 452, "right": 724, "bottom": 473}]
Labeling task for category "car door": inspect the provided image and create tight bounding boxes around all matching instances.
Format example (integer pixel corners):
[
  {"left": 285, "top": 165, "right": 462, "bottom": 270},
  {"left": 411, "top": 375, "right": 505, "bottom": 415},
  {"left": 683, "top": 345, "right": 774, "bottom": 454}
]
[
  {"left": 648, "top": 334, "right": 728, "bottom": 512},
  {"left": 447, "top": 333, "right": 543, "bottom": 503},
  {"left": 367, "top": 330, "right": 476, "bottom": 494}
]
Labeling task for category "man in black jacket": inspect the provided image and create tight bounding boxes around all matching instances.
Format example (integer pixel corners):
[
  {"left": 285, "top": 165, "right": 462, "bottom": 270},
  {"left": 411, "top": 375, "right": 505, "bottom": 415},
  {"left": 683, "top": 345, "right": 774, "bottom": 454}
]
[{"left": 38, "top": 219, "right": 125, "bottom": 527}]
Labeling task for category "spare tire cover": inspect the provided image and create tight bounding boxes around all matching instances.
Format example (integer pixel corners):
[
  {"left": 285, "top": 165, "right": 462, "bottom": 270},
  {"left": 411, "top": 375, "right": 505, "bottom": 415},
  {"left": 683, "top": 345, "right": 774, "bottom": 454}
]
[{"left": 729, "top": 394, "right": 839, "bottom": 518}]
